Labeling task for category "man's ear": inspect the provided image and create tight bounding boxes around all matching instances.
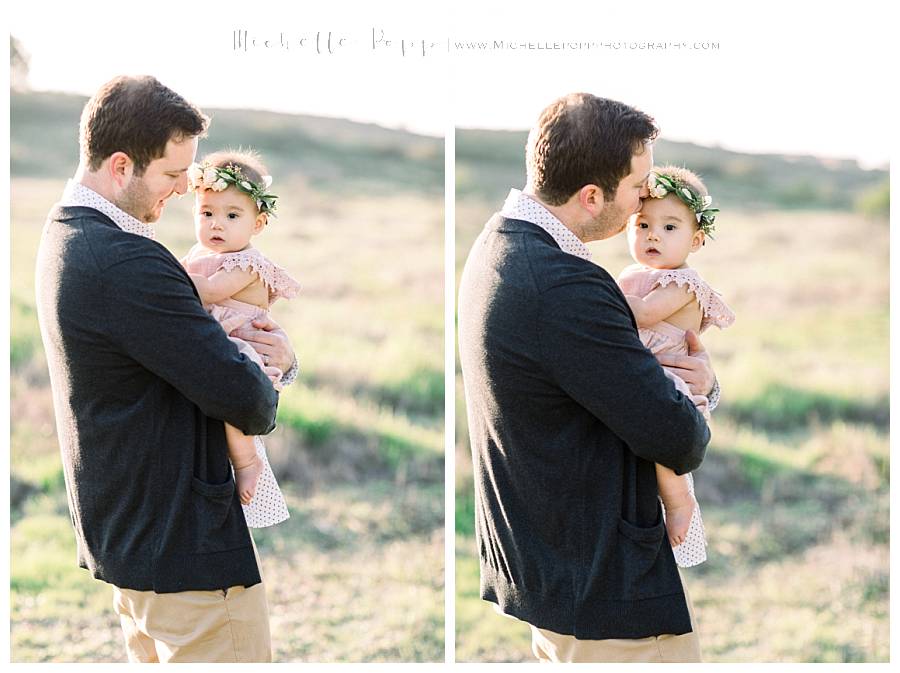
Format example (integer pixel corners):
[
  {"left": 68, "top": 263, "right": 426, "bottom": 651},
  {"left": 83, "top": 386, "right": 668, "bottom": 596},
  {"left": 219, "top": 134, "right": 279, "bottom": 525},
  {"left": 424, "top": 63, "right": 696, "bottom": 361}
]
[
  {"left": 577, "top": 184, "right": 606, "bottom": 215},
  {"left": 106, "top": 152, "right": 134, "bottom": 188}
]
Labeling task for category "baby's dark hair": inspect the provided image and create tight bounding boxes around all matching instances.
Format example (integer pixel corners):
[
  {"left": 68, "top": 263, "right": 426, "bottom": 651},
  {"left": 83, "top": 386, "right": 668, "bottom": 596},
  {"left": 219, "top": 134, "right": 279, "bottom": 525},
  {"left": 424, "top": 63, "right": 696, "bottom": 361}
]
[
  {"left": 202, "top": 148, "right": 269, "bottom": 193},
  {"left": 654, "top": 165, "right": 708, "bottom": 196},
  {"left": 652, "top": 165, "right": 710, "bottom": 230}
]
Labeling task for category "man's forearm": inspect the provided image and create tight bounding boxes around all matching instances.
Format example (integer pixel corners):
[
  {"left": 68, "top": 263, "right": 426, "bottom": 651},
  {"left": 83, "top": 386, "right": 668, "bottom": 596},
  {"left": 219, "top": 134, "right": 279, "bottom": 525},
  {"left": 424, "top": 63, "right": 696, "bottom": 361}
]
[
  {"left": 542, "top": 282, "right": 710, "bottom": 475},
  {"left": 107, "top": 256, "right": 279, "bottom": 435}
]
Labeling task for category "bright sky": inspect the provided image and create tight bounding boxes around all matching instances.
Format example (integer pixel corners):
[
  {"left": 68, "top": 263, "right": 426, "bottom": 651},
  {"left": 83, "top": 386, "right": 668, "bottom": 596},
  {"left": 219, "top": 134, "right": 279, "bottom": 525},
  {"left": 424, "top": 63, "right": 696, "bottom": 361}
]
[{"left": 9, "top": 0, "right": 894, "bottom": 167}]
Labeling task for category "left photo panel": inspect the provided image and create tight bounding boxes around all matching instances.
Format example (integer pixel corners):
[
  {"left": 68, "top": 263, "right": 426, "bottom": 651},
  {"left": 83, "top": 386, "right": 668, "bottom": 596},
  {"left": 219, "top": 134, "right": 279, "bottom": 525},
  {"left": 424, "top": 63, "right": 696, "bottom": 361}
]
[{"left": 9, "top": 11, "right": 445, "bottom": 663}]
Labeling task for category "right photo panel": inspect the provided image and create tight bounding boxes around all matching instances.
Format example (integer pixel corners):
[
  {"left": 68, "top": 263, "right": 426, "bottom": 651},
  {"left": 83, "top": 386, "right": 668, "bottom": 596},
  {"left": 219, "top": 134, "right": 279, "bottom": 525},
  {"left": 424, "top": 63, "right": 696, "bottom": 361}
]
[{"left": 453, "top": 5, "right": 889, "bottom": 663}]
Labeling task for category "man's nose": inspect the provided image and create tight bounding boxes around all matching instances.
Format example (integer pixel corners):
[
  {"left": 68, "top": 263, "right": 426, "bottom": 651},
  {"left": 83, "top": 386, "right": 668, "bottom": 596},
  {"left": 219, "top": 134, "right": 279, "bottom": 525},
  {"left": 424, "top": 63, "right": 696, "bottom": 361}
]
[
  {"left": 173, "top": 173, "right": 189, "bottom": 196},
  {"left": 639, "top": 183, "right": 650, "bottom": 199}
]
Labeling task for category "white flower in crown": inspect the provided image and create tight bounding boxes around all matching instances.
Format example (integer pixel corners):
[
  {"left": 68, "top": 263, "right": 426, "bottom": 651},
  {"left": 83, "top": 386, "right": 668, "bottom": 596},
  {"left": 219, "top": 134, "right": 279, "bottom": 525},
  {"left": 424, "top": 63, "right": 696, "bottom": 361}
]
[
  {"left": 696, "top": 212, "right": 703, "bottom": 223},
  {"left": 702, "top": 195, "right": 712, "bottom": 208},
  {"left": 647, "top": 173, "right": 658, "bottom": 189},
  {"left": 262, "top": 175, "right": 273, "bottom": 188},
  {"left": 650, "top": 184, "right": 668, "bottom": 198},
  {"left": 680, "top": 187, "right": 694, "bottom": 201},
  {"left": 188, "top": 163, "right": 204, "bottom": 186},
  {"left": 203, "top": 167, "right": 219, "bottom": 185},
  {"left": 256, "top": 199, "right": 264, "bottom": 210},
  {"left": 212, "top": 178, "right": 228, "bottom": 192}
]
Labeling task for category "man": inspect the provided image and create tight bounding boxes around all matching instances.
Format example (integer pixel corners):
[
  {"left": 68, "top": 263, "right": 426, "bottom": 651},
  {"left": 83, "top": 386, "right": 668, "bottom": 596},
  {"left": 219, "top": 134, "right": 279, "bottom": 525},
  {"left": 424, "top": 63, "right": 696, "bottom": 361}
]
[
  {"left": 457, "top": 93, "right": 716, "bottom": 663},
  {"left": 35, "top": 75, "right": 298, "bottom": 662}
]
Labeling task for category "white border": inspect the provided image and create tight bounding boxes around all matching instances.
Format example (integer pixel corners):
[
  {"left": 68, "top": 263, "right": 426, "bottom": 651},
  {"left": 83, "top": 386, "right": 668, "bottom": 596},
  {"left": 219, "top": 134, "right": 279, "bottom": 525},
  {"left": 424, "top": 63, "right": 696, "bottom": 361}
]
[{"left": 443, "top": 113, "right": 457, "bottom": 666}]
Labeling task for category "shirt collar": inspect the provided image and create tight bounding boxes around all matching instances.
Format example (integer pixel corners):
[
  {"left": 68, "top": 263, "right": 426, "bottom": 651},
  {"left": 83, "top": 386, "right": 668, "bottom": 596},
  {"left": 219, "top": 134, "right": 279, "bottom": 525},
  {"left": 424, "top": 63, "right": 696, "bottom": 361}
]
[
  {"left": 499, "top": 189, "right": 592, "bottom": 261},
  {"left": 60, "top": 180, "right": 157, "bottom": 240}
]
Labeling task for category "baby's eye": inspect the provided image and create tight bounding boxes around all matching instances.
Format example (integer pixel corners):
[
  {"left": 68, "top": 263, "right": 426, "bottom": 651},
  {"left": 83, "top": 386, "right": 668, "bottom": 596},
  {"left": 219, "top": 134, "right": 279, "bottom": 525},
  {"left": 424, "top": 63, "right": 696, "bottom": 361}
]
[
  {"left": 227, "top": 213, "right": 239, "bottom": 219},
  {"left": 201, "top": 210, "right": 212, "bottom": 217},
  {"left": 665, "top": 224, "right": 676, "bottom": 231},
  {"left": 637, "top": 222, "right": 648, "bottom": 228}
]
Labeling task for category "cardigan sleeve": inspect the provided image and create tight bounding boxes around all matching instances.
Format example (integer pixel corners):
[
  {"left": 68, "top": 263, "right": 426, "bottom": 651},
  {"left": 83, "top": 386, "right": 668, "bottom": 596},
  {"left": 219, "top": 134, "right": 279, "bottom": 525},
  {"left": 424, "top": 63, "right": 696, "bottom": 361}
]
[
  {"left": 537, "top": 271, "right": 709, "bottom": 474},
  {"left": 101, "top": 249, "right": 279, "bottom": 436}
]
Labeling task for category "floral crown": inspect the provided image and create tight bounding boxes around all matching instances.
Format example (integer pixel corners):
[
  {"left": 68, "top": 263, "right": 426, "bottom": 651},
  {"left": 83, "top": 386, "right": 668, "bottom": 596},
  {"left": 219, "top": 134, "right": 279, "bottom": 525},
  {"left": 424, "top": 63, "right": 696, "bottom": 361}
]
[
  {"left": 647, "top": 172, "right": 718, "bottom": 236},
  {"left": 187, "top": 161, "right": 278, "bottom": 216}
]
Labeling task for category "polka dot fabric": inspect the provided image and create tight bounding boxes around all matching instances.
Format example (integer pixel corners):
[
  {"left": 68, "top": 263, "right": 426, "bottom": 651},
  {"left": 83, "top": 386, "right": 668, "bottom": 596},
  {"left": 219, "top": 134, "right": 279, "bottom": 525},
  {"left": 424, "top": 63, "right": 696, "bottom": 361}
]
[
  {"left": 500, "top": 189, "right": 593, "bottom": 261},
  {"left": 660, "top": 472, "right": 708, "bottom": 567},
  {"left": 61, "top": 181, "right": 158, "bottom": 240},
  {"left": 241, "top": 436, "right": 290, "bottom": 528}
]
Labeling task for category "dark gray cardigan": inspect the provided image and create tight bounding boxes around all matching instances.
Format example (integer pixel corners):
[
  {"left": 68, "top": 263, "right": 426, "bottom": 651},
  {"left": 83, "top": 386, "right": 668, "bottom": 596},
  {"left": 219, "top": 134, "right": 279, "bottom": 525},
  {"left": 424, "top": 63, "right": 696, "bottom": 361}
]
[
  {"left": 35, "top": 205, "right": 279, "bottom": 592},
  {"left": 458, "top": 215, "right": 710, "bottom": 639}
]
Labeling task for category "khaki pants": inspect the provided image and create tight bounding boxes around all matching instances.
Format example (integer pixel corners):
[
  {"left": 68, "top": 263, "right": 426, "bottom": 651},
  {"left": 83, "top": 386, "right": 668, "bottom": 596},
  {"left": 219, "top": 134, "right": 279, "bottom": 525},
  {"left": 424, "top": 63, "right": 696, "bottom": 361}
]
[
  {"left": 530, "top": 572, "right": 701, "bottom": 663},
  {"left": 111, "top": 542, "right": 271, "bottom": 663}
]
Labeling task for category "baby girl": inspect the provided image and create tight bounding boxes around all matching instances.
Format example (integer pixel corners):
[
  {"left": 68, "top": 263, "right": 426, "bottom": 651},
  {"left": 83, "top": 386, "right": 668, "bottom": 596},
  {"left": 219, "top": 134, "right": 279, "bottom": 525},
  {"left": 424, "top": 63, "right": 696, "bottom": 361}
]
[
  {"left": 618, "top": 165, "right": 734, "bottom": 567},
  {"left": 182, "top": 149, "right": 299, "bottom": 527}
]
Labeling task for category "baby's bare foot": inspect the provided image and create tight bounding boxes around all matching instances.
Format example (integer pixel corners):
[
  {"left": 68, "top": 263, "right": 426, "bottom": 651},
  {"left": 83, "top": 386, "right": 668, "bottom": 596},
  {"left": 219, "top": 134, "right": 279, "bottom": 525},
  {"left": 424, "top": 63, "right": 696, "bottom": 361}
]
[
  {"left": 234, "top": 455, "right": 262, "bottom": 505},
  {"left": 665, "top": 498, "right": 695, "bottom": 547}
]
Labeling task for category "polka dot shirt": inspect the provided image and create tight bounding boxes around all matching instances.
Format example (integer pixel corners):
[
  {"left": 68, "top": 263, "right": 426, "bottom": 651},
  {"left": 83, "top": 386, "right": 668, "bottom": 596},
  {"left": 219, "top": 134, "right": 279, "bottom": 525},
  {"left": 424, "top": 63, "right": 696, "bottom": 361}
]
[
  {"left": 500, "top": 189, "right": 593, "bottom": 261},
  {"left": 60, "top": 180, "right": 157, "bottom": 240}
]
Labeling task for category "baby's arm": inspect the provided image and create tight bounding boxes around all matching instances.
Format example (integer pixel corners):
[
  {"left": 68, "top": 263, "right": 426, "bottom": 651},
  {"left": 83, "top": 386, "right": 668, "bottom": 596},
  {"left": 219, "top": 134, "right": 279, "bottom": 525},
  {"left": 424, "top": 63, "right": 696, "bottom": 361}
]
[
  {"left": 625, "top": 283, "right": 695, "bottom": 328},
  {"left": 189, "top": 267, "right": 258, "bottom": 305}
]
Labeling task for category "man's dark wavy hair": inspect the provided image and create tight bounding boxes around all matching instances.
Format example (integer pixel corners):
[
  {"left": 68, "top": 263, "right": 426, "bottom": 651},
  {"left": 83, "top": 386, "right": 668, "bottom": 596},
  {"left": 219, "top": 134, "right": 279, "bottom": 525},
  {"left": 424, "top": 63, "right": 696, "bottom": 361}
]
[
  {"left": 526, "top": 93, "right": 658, "bottom": 205},
  {"left": 79, "top": 75, "right": 208, "bottom": 175}
]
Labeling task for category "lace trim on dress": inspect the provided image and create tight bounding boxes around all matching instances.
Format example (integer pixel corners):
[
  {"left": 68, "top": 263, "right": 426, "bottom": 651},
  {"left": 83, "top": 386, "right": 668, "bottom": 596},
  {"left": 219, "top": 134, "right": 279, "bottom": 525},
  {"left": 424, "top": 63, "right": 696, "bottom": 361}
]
[
  {"left": 653, "top": 268, "right": 735, "bottom": 331},
  {"left": 217, "top": 248, "right": 300, "bottom": 303}
]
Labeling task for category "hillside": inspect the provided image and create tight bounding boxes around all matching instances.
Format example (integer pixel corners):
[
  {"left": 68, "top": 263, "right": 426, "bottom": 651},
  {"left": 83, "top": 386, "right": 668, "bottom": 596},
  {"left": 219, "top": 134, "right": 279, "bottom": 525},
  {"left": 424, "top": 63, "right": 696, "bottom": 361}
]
[
  {"left": 10, "top": 90, "right": 445, "bottom": 662},
  {"left": 456, "top": 128, "right": 888, "bottom": 212},
  {"left": 10, "top": 90, "right": 443, "bottom": 194},
  {"left": 454, "top": 130, "right": 889, "bottom": 662}
]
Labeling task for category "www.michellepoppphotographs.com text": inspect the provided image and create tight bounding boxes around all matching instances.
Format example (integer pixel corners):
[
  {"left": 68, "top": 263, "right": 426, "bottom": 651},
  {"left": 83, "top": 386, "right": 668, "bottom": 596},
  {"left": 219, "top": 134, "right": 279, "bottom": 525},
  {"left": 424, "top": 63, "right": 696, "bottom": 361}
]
[{"left": 232, "top": 28, "right": 721, "bottom": 57}]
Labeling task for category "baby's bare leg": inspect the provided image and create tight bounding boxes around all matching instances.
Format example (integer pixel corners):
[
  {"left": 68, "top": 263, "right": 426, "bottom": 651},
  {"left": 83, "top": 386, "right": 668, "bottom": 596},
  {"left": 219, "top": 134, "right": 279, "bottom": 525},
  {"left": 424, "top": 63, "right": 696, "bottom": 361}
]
[
  {"left": 656, "top": 463, "right": 695, "bottom": 547},
  {"left": 225, "top": 423, "right": 261, "bottom": 505}
]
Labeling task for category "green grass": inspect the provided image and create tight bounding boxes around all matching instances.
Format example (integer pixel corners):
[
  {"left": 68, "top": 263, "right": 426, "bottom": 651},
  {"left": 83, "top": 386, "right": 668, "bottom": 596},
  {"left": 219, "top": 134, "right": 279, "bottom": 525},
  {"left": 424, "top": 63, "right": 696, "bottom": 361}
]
[
  {"left": 10, "top": 94, "right": 444, "bottom": 662},
  {"left": 724, "top": 384, "right": 888, "bottom": 431},
  {"left": 11, "top": 484, "right": 444, "bottom": 663},
  {"left": 455, "top": 543, "right": 532, "bottom": 663},
  {"left": 454, "top": 175, "right": 889, "bottom": 661}
]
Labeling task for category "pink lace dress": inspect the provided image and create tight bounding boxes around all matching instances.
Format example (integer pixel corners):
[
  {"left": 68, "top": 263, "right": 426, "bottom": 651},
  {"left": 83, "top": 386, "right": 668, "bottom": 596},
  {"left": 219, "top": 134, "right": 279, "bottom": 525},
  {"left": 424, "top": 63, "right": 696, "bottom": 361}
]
[
  {"left": 618, "top": 264, "right": 735, "bottom": 567},
  {"left": 183, "top": 244, "right": 300, "bottom": 528}
]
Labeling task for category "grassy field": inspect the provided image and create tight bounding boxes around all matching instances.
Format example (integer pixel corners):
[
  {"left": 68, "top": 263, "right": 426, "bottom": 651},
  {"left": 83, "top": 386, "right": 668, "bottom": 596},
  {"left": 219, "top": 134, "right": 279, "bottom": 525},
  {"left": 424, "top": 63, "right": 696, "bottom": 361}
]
[
  {"left": 10, "top": 95, "right": 445, "bottom": 662},
  {"left": 454, "top": 140, "right": 889, "bottom": 662}
]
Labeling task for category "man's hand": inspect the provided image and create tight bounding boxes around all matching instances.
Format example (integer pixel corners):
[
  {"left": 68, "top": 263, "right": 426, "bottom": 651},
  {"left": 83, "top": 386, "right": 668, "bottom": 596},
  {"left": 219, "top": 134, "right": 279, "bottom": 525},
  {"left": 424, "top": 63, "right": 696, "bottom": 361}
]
[
  {"left": 230, "top": 316, "right": 295, "bottom": 374},
  {"left": 655, "top": 329, "right": 715, "bottom": 397}
]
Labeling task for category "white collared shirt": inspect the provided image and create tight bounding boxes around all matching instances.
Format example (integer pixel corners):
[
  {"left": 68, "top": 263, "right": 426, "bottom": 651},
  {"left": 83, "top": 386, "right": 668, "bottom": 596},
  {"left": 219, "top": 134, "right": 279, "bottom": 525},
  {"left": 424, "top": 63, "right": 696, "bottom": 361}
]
[
  {"left": 500, "top": 188, "right": 592, "bottom": 261},
  {"left": 60, "top": 180, "right": 157, "bottom": 241}
]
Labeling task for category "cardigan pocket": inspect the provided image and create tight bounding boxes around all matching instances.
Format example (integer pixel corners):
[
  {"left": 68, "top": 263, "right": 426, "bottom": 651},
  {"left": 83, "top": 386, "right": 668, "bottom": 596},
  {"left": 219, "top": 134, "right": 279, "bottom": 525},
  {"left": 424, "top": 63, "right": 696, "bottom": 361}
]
[
  {"left": 189, "top": 475, "right": 237, "bottom": 553},
  {"left": 191, "top": 475, "right": 235, "bottom": 500},
  {"left": 612, "top": 501, "right": 681, "bottom": 600},
  {"left": 617, "top": 511, "right": 666, "bottom": 543}
]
